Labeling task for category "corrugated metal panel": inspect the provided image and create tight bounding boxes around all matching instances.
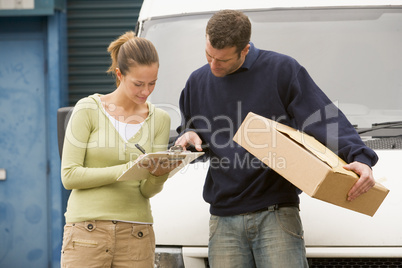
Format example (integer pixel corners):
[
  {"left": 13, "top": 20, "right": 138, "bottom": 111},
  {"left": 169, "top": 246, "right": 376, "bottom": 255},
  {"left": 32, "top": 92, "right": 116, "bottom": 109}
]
[{"left": 67, "top": 0, "right": 143, "bottom": 106}]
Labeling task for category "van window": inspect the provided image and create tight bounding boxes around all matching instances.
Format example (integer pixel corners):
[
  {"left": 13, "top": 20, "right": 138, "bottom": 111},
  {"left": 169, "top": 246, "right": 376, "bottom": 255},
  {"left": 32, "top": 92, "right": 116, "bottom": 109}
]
[{"left": 142, "top": 8, "right": 402, "bottom": 133}]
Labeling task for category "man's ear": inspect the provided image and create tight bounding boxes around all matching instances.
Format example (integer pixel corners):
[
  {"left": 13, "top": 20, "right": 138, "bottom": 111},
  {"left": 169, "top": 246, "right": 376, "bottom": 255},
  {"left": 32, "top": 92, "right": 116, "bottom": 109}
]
[{"left": 242, "top": 44, "right": 251, "bottom": 57}]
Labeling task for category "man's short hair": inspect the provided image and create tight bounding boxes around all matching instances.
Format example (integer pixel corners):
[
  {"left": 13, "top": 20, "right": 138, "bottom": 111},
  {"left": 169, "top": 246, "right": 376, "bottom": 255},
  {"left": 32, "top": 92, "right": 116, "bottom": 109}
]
[{"left": 206, "top": 10, "right": 251, "bottom": 54}]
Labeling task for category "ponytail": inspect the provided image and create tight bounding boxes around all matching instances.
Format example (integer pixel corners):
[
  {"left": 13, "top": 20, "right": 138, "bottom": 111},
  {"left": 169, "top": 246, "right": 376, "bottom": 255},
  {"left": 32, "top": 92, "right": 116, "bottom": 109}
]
[{"left": 107, "top": 31, "right": 159, "bottom": 87}]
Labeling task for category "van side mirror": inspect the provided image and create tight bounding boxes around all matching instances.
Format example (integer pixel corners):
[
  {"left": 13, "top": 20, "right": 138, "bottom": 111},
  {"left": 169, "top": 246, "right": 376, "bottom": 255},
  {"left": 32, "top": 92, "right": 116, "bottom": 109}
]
[{"left": 57, "top": 107, "right": 74, "bottom": 159}]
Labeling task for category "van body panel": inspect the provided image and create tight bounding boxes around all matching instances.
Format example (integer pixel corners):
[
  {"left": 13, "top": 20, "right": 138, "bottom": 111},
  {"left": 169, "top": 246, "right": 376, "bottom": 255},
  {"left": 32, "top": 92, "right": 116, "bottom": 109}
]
[{"left": 139, "top": 1, "right": 402, "bottom": 265}]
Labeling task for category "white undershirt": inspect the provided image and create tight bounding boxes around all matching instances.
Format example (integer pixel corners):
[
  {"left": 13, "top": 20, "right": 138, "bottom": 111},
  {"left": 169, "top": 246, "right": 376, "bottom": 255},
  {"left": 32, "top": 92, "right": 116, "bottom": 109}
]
[
  {"left": 106, "top": 113, "right": 143, "bottom": 142},
  {"left": 100, "top": 97, "right": 143, "bottom": 142}
]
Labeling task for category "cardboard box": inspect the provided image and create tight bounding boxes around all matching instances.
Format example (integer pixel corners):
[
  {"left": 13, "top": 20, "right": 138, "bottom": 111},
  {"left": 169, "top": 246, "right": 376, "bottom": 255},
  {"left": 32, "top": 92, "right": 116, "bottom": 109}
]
[{"left": 233, "top": 112, "right": 389, "bottom": 216}]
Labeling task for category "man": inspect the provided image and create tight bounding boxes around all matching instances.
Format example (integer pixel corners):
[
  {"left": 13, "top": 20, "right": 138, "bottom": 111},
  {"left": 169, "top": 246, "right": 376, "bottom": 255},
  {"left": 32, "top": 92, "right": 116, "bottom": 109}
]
[{"left": 175, "top": 9, "right": 378, "bottom": 267}]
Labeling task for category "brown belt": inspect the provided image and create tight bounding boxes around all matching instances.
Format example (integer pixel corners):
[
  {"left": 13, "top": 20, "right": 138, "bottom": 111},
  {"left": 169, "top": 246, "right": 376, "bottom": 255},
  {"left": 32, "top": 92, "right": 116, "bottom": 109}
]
[{"left": 240, "top": 203, "right": 299, "bottom": 215}]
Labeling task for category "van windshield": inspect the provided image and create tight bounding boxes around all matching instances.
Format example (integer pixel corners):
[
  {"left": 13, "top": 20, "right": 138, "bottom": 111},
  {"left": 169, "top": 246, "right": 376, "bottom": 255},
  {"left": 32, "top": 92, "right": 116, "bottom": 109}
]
[{"left": 141, "top": 8, "right": 402, "bottom": 136}]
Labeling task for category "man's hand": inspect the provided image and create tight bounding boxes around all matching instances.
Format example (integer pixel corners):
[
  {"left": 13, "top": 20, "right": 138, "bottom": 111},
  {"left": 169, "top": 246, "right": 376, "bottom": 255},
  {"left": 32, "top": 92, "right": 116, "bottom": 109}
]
[
  {"left": 344, "top": 161, "right": 375, "bottom": 201},
  {"left": 175, "top": 131, "right": 203, "bottom": 151}
]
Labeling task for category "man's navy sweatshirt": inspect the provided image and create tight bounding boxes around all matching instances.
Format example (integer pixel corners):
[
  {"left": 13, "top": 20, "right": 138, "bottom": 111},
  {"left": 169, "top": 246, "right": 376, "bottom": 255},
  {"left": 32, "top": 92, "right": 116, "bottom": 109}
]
[{"left": 178, "top": 43, "right": 378, "bottom": 216}]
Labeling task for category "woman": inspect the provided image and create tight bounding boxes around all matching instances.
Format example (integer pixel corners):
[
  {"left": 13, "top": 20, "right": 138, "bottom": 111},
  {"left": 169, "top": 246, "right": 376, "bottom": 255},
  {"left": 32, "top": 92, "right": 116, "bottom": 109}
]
[{"left": 60, "top": 31, "right": 176, "bottom": 267}]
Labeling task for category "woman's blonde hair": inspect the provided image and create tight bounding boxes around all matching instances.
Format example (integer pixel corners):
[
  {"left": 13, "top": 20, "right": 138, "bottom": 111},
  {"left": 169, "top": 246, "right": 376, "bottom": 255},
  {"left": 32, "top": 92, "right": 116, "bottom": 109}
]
[{"left": 107, "top": 31, "right": 159, "bottom": 86}]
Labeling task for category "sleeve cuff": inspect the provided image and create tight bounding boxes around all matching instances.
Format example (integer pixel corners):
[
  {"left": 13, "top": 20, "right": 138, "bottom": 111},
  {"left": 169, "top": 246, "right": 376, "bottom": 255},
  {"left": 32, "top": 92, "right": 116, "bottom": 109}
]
[{"left": 353, "top": 154, "right": 374, "bottom": 168}]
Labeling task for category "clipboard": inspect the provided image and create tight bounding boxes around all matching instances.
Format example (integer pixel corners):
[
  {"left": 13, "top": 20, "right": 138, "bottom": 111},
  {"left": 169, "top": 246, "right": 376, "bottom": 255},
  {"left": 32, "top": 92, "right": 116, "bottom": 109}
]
[{"left": 117, "top": 145, "right": 204, "bottom": 181}]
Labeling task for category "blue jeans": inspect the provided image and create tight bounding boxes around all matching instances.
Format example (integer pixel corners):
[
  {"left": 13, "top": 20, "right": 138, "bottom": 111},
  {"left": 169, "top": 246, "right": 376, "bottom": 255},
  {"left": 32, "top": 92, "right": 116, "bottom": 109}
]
[{"left": 208, "top": 206, "right": 308, "bottom": 268}]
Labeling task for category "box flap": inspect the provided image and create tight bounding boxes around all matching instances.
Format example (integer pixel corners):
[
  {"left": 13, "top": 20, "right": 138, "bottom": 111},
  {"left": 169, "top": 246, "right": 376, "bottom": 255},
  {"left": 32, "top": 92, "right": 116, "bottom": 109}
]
[{"left": 274, "top": 123, "right": 357, "bottom": 178}]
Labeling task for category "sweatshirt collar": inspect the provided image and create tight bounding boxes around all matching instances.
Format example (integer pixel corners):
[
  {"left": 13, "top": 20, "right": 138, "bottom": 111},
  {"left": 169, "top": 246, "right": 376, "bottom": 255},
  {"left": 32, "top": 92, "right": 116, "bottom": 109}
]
[
  {"left": 242, "top": 42, "right": 258, "bottom": 70},
  {"left": 230, "top": 42, "right": 258, "bottom": 74}
]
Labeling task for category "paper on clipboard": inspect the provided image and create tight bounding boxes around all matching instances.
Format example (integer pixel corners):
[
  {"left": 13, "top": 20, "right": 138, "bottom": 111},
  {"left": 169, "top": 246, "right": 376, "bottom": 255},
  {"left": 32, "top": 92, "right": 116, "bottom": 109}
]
[{"left": 117, "top": 150, "right": 204, "bottom": 181}]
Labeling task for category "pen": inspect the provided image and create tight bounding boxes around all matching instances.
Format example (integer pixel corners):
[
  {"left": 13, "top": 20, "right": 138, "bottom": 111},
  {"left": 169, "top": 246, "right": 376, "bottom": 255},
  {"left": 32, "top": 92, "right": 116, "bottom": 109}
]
[{"left": 135, "top": 144, "right": 146, "bottom": 154}]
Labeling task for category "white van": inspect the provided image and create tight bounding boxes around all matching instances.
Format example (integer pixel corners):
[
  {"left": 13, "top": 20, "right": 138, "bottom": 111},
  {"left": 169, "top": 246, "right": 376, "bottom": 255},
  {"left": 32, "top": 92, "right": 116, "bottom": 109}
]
[{"left": 136, "top": 1, "right": 402, "bottom": 267}]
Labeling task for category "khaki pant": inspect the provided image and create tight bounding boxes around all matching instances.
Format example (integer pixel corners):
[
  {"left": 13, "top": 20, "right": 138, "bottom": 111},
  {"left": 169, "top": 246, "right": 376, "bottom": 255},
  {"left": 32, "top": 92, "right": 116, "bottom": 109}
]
[{"left": 61, "top": 220, "right": 155, "bottom": 268}]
